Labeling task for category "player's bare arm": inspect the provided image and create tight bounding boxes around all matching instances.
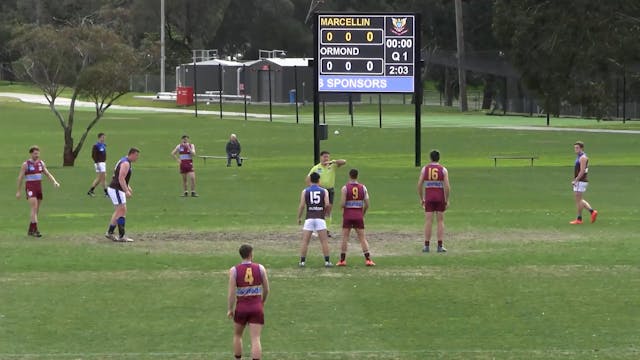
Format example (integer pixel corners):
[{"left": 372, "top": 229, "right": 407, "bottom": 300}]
[
  {"left": 260, "top": 265, "right": 269, "bottom": 304},
  {"left": 171, "top": 146, "right": 181, "bottom": 163},
  {"left": 340, "top": 185, "right": 348, "bottom": 208},
  {"left": 16, "top": 163, "right": 26, "bottom": 198},
  {"left": 42, "top": 164, "right": 60, "bottom": 187},
  {"left": 323, "top": 190, "right": 332, "bottom": 215},
  {"left": 190, "top": 144, "right": 196, "bottom": 156},
  {"left": 573, "top": 156, "right": 588, "bottom": 184},
  {"left": 363, "top": 191, "right": 370, "bottom": 216},
  {"left": 119, "top": 162, "right": 131, "bottom": 196},
  {"left": 443, "top": 171, "right": 451, "bottom": 207},
  {"left": 417, "top": 170, "right": 425, "bottom": 206},
  {"left": 227, "top": 267, "right": 237, "bottom": 318},
  {"left": 297, "top": 190, "right": 306, "bottom": 224}
]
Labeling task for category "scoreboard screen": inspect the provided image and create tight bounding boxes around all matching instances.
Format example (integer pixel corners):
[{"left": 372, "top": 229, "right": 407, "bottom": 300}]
[{"left": 317, "top": 14, "right": 417, "bottom": 93}]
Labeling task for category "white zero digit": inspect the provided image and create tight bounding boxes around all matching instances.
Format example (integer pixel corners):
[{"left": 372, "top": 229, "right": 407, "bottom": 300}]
[{"left": 367, "top": 61, "right": 374, "bottom": 71}]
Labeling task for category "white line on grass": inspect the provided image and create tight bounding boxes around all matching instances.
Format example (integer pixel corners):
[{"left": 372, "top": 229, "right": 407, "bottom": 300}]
[
  {"left": 486, "top": 125, "right": 640, "bottom": 134},
  {"left": 0, "top": 93, "right": 288, "bottom": 120},
  {"left": 1, "top": 347, "right": 638, "bottom": 358}
]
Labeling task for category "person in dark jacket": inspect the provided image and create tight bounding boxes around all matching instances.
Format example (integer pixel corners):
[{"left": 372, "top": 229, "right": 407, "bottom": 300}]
[{"left": 226, "top": 134, "right": 242, "bottom": 167}]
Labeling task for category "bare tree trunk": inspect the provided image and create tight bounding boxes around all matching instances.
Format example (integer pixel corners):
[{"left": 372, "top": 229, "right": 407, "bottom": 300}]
[
  {"left": 454, "top": 0, "right": 468, "bottom": 112},
  {"left": 482, "top": 75, "right": 495, "bottom": 109},
  {"left": 35, "top": 0, "right": 42, "bottom": 25},
  {"left": 444, "top": 68, "right": 451, "bottom": 106},
  {"left": 61, "top": 91, "right": 81, "bottom": 166},
  {"left": 63, "top": 127, "right": 75, "bottom": 166}
]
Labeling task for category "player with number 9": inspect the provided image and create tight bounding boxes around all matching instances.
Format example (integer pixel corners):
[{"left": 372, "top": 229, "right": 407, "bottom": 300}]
[
  {"left": 337, "top": 169, "right": 375, "bottom": 266},
  {"left": 417, "top": 150, "right": 450, "bottom": 253}
]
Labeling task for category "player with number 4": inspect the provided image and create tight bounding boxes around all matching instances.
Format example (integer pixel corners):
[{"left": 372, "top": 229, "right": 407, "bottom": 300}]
[{"left": 417, "top": 150, "right": 450, "bottom": 253}]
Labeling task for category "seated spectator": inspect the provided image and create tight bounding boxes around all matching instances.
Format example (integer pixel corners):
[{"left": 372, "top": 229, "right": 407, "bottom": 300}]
[{"left": 226, "top": 134, "right": 242, "bottom": 167}]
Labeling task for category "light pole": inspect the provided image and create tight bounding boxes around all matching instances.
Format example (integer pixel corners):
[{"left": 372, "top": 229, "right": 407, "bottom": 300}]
[{"left": 160, "top": 0, "right": 165, "bottom": 92}]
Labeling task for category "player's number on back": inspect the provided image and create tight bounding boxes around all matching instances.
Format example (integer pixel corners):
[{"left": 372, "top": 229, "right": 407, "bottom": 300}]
[
  {"left": 309, "top": 191, "right": 322, "bottom": 205},
  {"left": 352, "top": 187, "right": 359, "bottom": 199},
  {"left": 244, "top": 267, "right": 254, "bottom": 284},
  {"left": 428, "top": 168, "right": 439, "bottom": 180}
]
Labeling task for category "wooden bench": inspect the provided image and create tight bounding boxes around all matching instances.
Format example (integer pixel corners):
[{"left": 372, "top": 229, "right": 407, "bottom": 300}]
[
  {"left": 199, "top": 155, "right": 249, "bottom": 165},
  {"left": 491, "top": 155, "right": 539, "bottom": 167}
]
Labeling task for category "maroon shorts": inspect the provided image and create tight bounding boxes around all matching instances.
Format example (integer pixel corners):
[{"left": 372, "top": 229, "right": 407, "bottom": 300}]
[
  {"left": 180, "top": 162, "right": 194, "bottom": 174},
  {"left": 25, "top": 184, "right": 43, "bottom": 200},
  {"left": 234, "top": 303, "right": 264, "bottom": 325},
  {"left": 342, "top": 218, "right": 365, "bottom": 229},
  {"left": 425, "top": 201, "right": 446, "bottom": 213}
]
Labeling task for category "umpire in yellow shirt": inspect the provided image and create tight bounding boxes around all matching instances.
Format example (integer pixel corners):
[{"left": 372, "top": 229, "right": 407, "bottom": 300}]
[{"left": 306, "top": 150, "right": 347, "bottom": 235}]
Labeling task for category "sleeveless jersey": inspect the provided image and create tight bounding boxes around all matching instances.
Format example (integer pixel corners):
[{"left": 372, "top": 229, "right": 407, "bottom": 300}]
[
  {"left": 574, "top": 153, "right": 588, "bottom": 182},
  {"left": 92, "top": 142, "right": 107, "bottom": 163},
  {"left": 24, "top": 159, "right": 44, "bottom": 184},
  {"left": 235, "top": 263, "right": 263, "bottom": 305},
  {"left": 305, "top": 184, "right": 326, "bottom": 219},
  {"left": 178, "top": 144, "right": 193, "bottom": 164},
  {"left": 109, "top": 156, "right": 132, "bottom": 191},
  {"left": 423, "top": 163, "right": 445, "bottom": 202},
  {"left": 344, "top": 182, "right": 366, "bottom": 220}
]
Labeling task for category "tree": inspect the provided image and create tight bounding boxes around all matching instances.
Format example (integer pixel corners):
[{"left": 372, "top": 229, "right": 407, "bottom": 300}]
[
  {"left": 11, "top": 24, "right": 140, "bottom": 166},
  {"left": 214, "top": 0, "right": 310, "bottom": 58},
  {"left": 454, "top": 0, "right": 467, "bottom": 111},
  {"left": 494, "top": 0, "right": 640, "bottom": 117}
]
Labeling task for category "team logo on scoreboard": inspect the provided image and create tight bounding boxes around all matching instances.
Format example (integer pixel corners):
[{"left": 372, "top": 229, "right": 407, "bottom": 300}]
[{"left": 391, "top": 17, "right": 408, "bottom": 35}]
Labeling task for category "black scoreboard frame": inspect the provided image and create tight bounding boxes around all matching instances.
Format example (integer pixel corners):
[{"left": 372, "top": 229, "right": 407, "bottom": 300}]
[{"left": 312, "top": 12, "right": 423, "bottom": 166}]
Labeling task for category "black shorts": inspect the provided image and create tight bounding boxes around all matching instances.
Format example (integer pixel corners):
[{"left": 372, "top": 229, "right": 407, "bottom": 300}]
[{"left": 327, "top": 188, "right": 335, "bottom": 204}]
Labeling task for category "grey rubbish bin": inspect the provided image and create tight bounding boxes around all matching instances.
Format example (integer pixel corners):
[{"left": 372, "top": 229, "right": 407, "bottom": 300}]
[{"left": 318, "top": 124, "right": 328, "bottom": 140}]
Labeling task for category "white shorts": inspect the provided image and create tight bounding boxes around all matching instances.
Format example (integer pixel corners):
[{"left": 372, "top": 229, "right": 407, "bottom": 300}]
[
  {"left": 303, "top": 218, "right": 327, "bottom": 232},
  {"left": 94, "top": 162, "right": 107, "bottom": 173},
  {"left": 573, "top": 181, "right": 588, "bottom": 193},
  {"left": 107, "top": 187, "right": 127, "bottom": 205}
]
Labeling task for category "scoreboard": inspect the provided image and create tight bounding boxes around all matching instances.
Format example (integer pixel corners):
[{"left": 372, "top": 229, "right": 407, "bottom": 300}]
[{"left": 317, "top": 14, "right": 417, "bottom": 93}]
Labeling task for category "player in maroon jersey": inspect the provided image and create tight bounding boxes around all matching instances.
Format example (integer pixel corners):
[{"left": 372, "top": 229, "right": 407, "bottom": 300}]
[
  {"left": 16, "top": 146, "right": 60, "bottom": 237},
  {"left": 417, "top": 150, "right": 450, "bottom": 253},
  {"left": 171, "top": 135, "right": 198, "bottom": 197},
  {"left": 337, "top": 169, "right": 375, "bottom": 266},
  {"left": 227, "top": 244, "right": 270, "bottom": 360}
]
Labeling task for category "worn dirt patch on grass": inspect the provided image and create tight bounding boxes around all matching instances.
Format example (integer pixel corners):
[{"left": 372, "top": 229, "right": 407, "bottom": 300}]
[
  {"left": 62, "top": 228, "right": 586, "bottom": 256},
  {"left": 3, "top": 265, "right": 638, "bottom": 284}
]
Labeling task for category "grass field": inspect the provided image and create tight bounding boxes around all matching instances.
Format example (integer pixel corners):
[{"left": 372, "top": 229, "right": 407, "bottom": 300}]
[{"left": 1, "top": 97, "right": 640, "bottom": 360}]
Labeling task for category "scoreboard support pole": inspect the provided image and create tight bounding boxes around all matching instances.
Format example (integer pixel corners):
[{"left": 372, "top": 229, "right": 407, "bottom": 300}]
[
  {"left": 313, "top": 16, "right": 320, "bottom": 164},
  {"left": 313, "top": 81, "right": 320, "bottom": 164},
  {"left": 414, "top": 14, "right": 422, "bottom": 167}
]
